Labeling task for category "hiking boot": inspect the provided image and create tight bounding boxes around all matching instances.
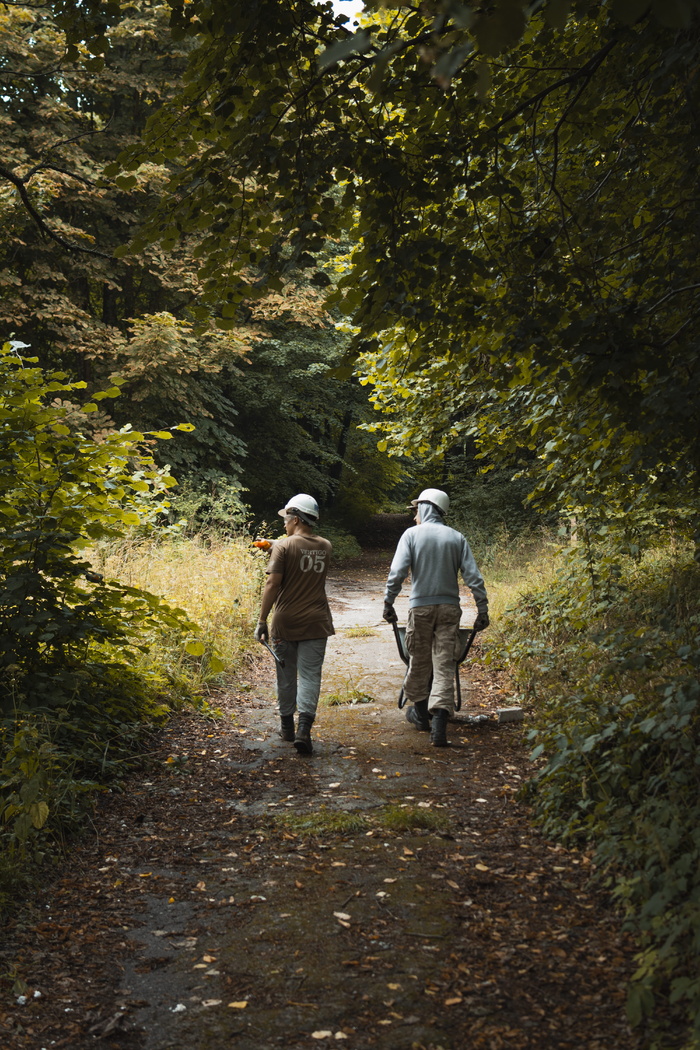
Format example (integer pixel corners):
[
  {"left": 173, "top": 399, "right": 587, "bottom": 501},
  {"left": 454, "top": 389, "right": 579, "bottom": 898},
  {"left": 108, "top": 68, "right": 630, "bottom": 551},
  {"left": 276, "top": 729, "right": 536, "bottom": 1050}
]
[
  {"left": 294, "top": 714, "right": 314, "bottom": 755},
  {"left": 279, "top": 715, "right": 295, "bottom": 742},
  {"left": 430, "top": 709, "right": 449, "bottom": 747},
  {"left": 405, "top": 699, "right": 430, "bottom": 731}
]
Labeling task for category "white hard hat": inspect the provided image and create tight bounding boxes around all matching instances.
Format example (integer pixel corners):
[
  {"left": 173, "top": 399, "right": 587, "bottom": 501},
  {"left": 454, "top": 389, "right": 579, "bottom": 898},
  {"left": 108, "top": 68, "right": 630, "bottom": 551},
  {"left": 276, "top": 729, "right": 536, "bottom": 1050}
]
[
  {"left": 409, "top": 488, "right": 450, "bottom": 515},
  {"left": 278, "top": 493, "right": 320, "bottom": 522}
]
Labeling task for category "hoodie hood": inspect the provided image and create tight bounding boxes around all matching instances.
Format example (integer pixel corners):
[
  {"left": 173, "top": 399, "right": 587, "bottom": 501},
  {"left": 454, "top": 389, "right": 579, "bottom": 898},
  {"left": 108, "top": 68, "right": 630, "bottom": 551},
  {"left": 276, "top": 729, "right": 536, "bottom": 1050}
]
[{"left": 417, "top": 501, "right": 445, "bottom": 525}]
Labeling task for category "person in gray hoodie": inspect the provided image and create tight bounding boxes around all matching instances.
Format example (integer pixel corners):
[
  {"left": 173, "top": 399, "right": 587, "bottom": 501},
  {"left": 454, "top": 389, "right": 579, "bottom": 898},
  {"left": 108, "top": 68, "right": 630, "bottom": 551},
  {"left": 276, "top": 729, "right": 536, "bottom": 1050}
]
[{"left": 382, "top": 488, "right": 489, "bottom": 747}]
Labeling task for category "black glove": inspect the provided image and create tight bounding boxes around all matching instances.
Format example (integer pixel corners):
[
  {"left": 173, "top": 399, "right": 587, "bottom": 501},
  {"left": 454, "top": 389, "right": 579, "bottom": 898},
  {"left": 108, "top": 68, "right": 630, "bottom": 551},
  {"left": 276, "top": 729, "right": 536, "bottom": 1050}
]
[
  {"left": 473, "top": 612, "right": 490, "bottom": 631},
  {"left": 382, "top": 601, "right": 398, "bottom": 624},
  {"left": 254, "top": 621, "right": 269, "bottom": 643}
]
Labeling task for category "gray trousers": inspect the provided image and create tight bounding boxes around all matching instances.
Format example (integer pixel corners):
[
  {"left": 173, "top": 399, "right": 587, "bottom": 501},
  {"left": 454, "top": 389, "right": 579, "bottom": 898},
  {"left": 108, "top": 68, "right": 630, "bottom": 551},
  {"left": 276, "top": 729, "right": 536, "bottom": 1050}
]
[
  {"left": 272, "top": 637, "right": 327, "bottom": 719},
  {"left": 403, "top": 604, "right": 462, "bottom": 714}
]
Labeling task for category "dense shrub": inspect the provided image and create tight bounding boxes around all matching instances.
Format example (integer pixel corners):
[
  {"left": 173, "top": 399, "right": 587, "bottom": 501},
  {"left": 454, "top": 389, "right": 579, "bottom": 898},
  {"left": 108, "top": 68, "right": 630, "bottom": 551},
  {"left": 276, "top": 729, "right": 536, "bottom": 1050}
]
[
  {"left": 0, "top": 346, "right": 199, "bottom": 863},
  {"left": 496, "top": 539, "right": 700, "bottom": 1048}
]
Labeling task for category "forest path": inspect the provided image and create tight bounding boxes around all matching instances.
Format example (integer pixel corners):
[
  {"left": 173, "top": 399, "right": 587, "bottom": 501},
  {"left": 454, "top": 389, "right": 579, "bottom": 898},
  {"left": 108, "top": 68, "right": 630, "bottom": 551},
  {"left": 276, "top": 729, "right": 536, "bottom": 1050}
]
[{"left": 0, "top": 553, "right": 644, "bottom": 1050}]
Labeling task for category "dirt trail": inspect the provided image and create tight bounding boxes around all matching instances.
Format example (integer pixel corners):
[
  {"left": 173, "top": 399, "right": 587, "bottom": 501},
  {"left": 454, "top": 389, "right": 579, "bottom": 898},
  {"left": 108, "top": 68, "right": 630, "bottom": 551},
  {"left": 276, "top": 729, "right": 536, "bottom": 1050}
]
[{"left": 1, "top": 555, "right": 645, "bottom": 1050}]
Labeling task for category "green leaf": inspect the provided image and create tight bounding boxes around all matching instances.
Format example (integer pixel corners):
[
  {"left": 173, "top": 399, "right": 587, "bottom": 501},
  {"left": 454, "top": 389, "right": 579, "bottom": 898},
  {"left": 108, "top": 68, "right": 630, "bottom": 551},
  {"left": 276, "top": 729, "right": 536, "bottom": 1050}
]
[
  {"left": 29, "top": 801, "right": 49, "bottom": 830},
  {"left": 318, "top": 29, "right": 371, "bottom": 71},
  {"left": 545, "top": 0, "right": 572, "bottom": 30},
  {"left": 185, "top": 640, "right": 206, "bottom": 657}
]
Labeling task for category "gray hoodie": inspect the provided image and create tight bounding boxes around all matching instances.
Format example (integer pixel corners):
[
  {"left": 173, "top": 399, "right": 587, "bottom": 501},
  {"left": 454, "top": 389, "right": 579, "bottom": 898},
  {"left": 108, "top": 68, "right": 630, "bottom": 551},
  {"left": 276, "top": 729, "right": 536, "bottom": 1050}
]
[{"left": 384, "top": 503, "right": 488, "bottom": 613}]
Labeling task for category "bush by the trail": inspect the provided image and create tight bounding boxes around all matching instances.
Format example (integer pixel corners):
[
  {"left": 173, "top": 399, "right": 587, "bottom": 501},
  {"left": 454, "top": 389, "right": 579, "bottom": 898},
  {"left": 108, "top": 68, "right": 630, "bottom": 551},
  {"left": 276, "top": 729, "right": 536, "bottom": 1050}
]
[
  {"left": 0, "top": 346, "right": 202, "bottom": 867},
  {"left": 321, "top": 525, "right": 362, "bottom": 563},
  {"left": 496, "top": 538, "right": 700, "bottom": 1047}
]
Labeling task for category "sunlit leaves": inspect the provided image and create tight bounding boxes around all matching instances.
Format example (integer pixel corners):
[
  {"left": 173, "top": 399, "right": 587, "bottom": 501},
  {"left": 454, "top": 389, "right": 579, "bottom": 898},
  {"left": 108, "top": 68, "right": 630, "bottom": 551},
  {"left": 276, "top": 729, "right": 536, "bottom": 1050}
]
[{"left": 318, "top": 28, "right": 371, "bottom": 69}]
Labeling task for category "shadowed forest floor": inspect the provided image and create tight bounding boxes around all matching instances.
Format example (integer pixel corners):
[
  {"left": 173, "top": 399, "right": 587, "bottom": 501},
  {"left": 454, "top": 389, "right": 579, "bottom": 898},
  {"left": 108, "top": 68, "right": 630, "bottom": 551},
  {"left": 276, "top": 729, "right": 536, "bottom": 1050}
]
[{"left": 0, "top": 553, "right": 650, "bottom": 1049}]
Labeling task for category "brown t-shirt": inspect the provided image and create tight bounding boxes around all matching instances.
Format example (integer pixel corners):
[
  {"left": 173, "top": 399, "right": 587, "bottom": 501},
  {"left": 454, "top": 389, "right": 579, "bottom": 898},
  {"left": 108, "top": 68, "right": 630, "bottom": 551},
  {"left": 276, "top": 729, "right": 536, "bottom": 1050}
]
[{"left": 267, "top": 533, "right": 335, "bottom": 641}]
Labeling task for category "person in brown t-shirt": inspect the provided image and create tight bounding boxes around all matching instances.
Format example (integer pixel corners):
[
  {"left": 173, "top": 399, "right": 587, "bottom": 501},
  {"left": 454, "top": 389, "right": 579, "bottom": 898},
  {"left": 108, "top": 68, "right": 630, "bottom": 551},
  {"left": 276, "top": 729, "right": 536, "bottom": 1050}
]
[{"left": 255, "top": 494, "right": 334, "bottom": 754}]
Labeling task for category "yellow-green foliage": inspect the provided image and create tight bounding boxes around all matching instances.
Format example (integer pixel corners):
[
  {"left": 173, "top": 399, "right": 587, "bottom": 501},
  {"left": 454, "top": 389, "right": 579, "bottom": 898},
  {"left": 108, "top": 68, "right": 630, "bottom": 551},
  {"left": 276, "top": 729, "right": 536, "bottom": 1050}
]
[
  {"left": 478, "top": 527, "right": 560, "bottom": 623},
  {"left": 497, "top": 537, "right": 700, "bottom": 1046},
  {"left": 93, "top": 533, "right": 264, "bottom": 687}
]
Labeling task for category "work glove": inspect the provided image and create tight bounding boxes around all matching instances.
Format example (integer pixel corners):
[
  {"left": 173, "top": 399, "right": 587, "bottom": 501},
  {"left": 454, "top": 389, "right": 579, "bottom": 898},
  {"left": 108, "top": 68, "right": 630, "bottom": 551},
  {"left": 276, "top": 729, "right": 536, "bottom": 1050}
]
[
  {"left": 473, "top": 612, "right": 490, "bottom": 632},
  {"left": 254, "top": 621, "right": 269, "bottom": 643},
  {"left": 382, "top": 601, "right": 398, "bottom": 624}
]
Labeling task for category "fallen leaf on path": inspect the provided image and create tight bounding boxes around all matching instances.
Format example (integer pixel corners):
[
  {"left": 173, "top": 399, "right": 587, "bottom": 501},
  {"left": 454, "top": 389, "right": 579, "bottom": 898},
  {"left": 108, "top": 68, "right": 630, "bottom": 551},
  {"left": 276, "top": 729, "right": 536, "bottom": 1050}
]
[
  {"left": 228, "top": 1001, "right": 248, "bottom": 1009},
  {"left": 202, "top": 999, "right": 222, "bottom": 1007},
  {"left": 312, "top": 1031, "right": 333, "bottom": 1039}
]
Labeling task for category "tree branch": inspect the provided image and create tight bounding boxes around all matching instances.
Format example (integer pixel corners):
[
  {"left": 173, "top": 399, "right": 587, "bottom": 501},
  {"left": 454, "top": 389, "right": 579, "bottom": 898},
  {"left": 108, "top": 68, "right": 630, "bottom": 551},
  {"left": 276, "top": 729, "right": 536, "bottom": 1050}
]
[
  {"left": 0, "top": 163, "right": 112, "bottom": 258},
  {"left": 488, "top": 38, "right": 619, "bottom": 135},
  {"left": 646, "top": 283, "right": 700, "bottom": 316}
]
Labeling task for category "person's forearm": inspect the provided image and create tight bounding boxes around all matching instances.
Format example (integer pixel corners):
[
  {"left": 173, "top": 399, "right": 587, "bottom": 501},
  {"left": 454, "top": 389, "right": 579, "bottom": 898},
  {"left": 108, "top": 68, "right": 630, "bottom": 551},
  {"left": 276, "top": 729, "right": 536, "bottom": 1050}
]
[
  {"left": 259, "top": 577, "right": 282, "bottom": 622},
  {"left": 461, "top": 545, "right": 488, "bottom": 612}
]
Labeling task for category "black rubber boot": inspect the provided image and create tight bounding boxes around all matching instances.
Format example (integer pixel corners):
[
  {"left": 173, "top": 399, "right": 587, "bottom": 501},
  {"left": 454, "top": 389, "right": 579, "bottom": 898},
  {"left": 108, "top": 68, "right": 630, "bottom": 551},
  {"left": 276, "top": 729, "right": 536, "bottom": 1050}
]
[
  {"left": 430, "top": 709, "right": 449, "bottom": 747},
  {"left": 405, "top": 699, "right": 430, "bottom": 731},
  {"left": 279, "top": 715, "right": 295, "bottom": 742},
  {"left": 294, "top": 714, "right": 314, "bottom": 755}
]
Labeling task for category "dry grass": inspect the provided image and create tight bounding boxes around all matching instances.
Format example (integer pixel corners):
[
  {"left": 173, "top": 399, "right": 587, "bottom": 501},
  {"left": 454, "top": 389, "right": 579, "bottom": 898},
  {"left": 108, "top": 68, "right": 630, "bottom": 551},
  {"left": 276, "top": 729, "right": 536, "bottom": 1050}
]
[
  {"left": 480, "top": 528, "right": 561, "bottom": 623},
  {"left": 344, "top": 626, "right": 378, "bottom": 638},
  {"left": 90, "top": 533, "right": 265, "bottom": 686}
]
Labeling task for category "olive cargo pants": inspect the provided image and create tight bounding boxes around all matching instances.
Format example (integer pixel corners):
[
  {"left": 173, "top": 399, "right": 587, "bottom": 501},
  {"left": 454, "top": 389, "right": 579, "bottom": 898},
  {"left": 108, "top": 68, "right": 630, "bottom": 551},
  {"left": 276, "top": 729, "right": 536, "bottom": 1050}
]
[{"left": 403, "top": 604, "right": 462, "bottom": 714}]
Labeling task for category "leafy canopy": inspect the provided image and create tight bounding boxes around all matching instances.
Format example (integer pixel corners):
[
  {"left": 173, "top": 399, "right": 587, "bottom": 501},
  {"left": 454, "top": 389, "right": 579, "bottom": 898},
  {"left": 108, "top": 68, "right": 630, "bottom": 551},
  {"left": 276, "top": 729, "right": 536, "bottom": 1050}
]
[{"left": 89, "top": 0, "right": 700, "bottom": 537}]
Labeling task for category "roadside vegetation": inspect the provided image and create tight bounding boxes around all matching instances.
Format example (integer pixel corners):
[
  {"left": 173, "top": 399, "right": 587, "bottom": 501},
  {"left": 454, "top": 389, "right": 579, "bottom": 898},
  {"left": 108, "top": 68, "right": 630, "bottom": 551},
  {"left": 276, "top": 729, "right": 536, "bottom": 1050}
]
[{"left": 490, "top": 532, "right": 700, "bottom": 1049}]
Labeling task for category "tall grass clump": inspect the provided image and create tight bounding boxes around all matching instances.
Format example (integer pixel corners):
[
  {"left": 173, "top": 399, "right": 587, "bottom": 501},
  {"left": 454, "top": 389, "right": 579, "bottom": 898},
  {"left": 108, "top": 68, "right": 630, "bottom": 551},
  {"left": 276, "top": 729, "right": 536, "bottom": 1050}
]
[
  {"left": 495, "top": 533, "right": 700, "bottom": 1048},
  {"left": 461, "top": 523, "right": 560, "bottom": 622},
  {"left": 92, "top": 532, "right": 264, "bottom": 688}
]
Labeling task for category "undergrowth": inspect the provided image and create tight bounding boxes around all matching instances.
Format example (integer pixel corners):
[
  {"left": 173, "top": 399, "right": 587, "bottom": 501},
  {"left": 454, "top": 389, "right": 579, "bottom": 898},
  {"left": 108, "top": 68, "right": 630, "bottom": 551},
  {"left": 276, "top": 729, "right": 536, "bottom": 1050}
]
[
  {"left": 92, "top": 532, "right": 263, "bottom": 687},
  {"left": 271, "top": 803, "right": 450, "bottom": 837},
  {"left": 1, "top": 532, "right": 265, "bottom": 901},
  {"left": 0, "top": 348, "right": 266, "bottom": 910},
  {"left": 494, "top": 536, "right": 700, "bottom": 1049}
]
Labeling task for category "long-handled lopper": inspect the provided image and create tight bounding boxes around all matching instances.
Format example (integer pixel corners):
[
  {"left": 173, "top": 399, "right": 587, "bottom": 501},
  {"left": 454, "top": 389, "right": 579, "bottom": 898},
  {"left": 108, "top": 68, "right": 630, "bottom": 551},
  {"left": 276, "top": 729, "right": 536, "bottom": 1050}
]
[{"left": 259, "top": 638, "right": 285, "bottom": 667}]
